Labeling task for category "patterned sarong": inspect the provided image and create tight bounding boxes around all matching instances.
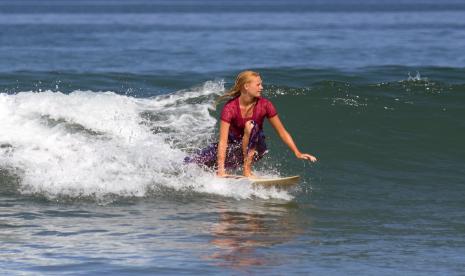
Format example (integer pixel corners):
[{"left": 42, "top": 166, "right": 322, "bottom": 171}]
[{"left": 184, "top": 121, "right": 268, "bottom": 169}]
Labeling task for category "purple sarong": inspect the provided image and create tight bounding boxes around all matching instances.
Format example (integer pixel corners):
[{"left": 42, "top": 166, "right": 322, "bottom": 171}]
[{"left": 184, "top": 121, "right": 268, "bottom": 169}]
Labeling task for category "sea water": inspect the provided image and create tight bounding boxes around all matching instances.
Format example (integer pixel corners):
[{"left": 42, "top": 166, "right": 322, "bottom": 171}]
[{"left": 1, "top": 0, "right": 465, "bottom": 274}]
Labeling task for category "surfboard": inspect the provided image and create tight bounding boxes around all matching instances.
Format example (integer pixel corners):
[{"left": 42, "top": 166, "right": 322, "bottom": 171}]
[{"left": 224, "top": 175, "right": 300, "bottom": 188}]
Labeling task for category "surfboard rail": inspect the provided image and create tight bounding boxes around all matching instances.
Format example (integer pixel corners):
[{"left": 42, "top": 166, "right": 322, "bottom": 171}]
[{"left": 223, "top": 175, "right": 300, "bottom": 188}]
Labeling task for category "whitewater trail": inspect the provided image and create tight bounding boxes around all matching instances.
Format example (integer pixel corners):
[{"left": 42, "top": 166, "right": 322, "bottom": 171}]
[{"left": 0, "top": 81, "right": 292, "bottom": 201}]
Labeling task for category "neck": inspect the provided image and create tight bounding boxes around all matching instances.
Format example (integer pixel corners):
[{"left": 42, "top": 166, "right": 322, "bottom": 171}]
[{"left": 239, "top": 93, "right": 257, "bottom": 106}]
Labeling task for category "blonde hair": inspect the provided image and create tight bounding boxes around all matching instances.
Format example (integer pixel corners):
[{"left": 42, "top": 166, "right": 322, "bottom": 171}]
[{"left": 215, "top": 70, "right": 260, "bottom": 106}]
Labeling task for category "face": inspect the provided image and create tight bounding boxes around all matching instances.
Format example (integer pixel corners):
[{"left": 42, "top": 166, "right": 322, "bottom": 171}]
[{"left": 244, "top": 76, "right": 263, "bottom": 98}]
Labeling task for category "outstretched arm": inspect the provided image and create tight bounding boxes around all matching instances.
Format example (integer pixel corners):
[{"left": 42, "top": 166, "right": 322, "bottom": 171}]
[
  {"left": 216, "top": 120, "right": 230, "bottom": 176},
  {"left": 268, "top": 115, "right": 317, "bottom": 162}
]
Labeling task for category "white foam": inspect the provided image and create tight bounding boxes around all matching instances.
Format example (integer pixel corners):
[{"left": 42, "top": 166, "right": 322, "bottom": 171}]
[{"left": 0, "top": 81, "right": 293, "bottom": 201}]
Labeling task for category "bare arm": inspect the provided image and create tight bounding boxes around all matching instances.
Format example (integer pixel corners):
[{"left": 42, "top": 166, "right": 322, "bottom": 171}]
[
  {"left": 268, "top": 115, "right": 317, "bottom": 162},
  {"left": 216, "top": 120, "right": 230, "bottom": 176}
]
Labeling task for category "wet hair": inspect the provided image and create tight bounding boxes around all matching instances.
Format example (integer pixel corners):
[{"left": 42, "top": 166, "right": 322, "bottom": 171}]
[{"left": 215, "top": 70, "right": 260, "bottom": 106}]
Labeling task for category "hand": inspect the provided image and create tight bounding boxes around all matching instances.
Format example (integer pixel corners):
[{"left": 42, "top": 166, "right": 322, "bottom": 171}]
[{"left": 296, "top": 152, "right": 317, "bottom": 162}]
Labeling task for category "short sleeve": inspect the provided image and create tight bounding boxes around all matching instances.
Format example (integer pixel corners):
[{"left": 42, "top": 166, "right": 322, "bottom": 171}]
[
  {"left": 265, "top": 99, "right": 278, "bottom": 118},
  {"left": 220, "top": 101, "right": 235, "bottom": 123}
]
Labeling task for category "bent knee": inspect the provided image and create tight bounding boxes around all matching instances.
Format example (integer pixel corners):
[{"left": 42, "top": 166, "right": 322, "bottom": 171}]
[{"left": 244, "top": 120, "right": 255, "bottom": 134}]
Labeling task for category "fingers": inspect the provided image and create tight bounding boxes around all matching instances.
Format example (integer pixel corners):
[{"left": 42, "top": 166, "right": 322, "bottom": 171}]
[{"left": 300, "top": 153, "right": 317, "bottom": 162}]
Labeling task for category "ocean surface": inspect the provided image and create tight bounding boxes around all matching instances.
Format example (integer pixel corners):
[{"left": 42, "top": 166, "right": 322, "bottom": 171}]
[{"left": 1, "top": 0, "right": 465, "bottom": 274}]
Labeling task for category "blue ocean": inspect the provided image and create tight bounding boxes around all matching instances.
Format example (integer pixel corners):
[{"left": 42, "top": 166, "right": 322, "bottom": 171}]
[{"left": 1, "top": 0, "right": 465, "bottom": 274}]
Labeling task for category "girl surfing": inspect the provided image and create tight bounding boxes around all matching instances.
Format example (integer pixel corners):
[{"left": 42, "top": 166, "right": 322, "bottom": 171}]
[{"left": 185, "top": 70, "right": 317, "bottom": 177}]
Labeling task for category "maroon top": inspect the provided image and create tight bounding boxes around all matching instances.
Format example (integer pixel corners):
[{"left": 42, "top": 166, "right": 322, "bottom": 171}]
[{"left": 220, "top": 97, "right": 278, "bottom": 138}]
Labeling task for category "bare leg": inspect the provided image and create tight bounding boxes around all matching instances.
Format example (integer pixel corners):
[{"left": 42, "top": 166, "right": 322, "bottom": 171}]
[
  {"left": 243, "top": 150, "right": 256, "bottom": 177},
  {"left": 242, "top": 120, "right": 256, "bottom": 177}
]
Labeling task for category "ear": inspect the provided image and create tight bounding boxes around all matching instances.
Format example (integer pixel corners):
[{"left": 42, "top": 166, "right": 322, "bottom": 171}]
[{"left": 243, "top": 82, "right": 250, "bottom": 91}]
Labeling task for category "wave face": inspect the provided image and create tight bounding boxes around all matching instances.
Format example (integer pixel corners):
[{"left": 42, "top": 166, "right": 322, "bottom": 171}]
[{"left": 1, "top": 67, "right": 464, "bottom": 202}]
